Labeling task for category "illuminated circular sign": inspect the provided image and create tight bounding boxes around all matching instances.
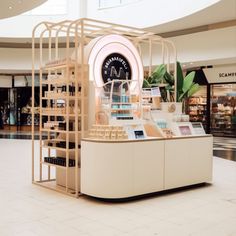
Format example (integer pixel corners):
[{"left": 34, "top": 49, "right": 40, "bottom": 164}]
[
  {"left": 101, "top": 53, "right": 132, "bottom": 83},
  {"left": 85, "top": 34, "right": 143, "bottom": 92}
]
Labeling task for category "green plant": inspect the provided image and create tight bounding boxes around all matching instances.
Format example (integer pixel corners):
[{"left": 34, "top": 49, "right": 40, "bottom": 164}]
[
  {"left": 176, "top": 63, "right": 199, "bottom": 113},
  {"left": 142, "top": 64, "right": 175, "bottom": 102},
  {"left": 176, "top": 61, "right": 200, "bottom": 102},
  {"left": 142, "top": 62, "right": 200, "bottom": 102}
]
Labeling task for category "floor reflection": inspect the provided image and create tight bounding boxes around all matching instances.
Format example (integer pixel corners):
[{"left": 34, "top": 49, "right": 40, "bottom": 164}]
[{"left": 213, "top": 150, "right": 236, "bottom": 162}]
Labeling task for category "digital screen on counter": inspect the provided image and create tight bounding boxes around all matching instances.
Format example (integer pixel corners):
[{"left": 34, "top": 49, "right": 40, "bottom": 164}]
[
  {"left": 134, "top": 130, "right": 145, "bottom": 139},
  {"left": 179, "top": 125, "right": 192, "bottom": 135},
  {"left": 192, "top": 123, "right": 202, "bottom": 129}
]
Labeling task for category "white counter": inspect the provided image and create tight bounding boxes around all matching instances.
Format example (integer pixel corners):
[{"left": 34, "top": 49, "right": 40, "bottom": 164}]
[{"left": 81, "top": 135, "right": 213, "bottom": 199}]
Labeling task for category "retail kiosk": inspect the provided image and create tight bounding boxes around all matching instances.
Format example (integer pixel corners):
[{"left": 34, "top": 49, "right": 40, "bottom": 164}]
[{"left": 32, "top": 18, "right": 212, "bottom": 199}]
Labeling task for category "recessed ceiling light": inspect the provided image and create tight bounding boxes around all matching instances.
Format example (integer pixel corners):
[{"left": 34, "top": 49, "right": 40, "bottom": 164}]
[{"left": 8, "top": 6, "right": 13, "bottom": 10}]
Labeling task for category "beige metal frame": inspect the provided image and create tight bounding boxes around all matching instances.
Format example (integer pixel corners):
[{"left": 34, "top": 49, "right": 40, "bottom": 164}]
[{"left": 32, "top": 18, "right": 177, "bottom": 197}]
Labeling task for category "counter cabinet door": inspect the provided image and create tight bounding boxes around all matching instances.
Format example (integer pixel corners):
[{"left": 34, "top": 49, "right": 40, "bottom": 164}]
[
  {"left": 81, "top": 141, "right": 134, "bottom": 199},
  {"left": 164, "top": 137, "right": 213, "bottom": 190},
  {"left": 133, "top": 140, "right": 165, "bottom": 195}
]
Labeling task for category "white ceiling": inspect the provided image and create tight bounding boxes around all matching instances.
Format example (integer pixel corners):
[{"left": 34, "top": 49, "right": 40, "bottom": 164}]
[
  {"left": 145, "top": 0, "right": 236, "bottom": 33},
  {"left": 0, "top": 0, "right": 47, "bottom": 19},
  {"left": 0, "top": 0, "right": 235, "bottom": 72}
]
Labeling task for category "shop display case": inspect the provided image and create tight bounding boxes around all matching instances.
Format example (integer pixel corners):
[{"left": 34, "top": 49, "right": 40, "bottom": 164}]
[
  {"left": 211, "top": 95, "right": 236, "bottom": 137},
  {"left": 95, "top": 79, "right": 141, "bottom": 123},
  {"left": 32, "top": 20, "right": 89, "bottom": 197},
  {"left": 187, "top": 96, "right": 207, "bottom": 128},
  {"left": 32, "top": 18, "right": 212, "bottom": 199}
]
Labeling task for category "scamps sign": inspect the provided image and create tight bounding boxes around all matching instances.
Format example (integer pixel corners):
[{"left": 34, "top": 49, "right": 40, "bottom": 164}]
[{"left": 203, "top": 66, "right": 236, "bottom": 83}]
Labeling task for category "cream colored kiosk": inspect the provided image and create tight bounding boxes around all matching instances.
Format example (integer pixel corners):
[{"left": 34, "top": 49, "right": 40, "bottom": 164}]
[
  {"left": 32, "top": 18, "right": 212, "bottom": 199},
  {"left": 81, "top": 136, "right": 212, "bottom": 199},
  {"left": 80, "top": 33, "right": 212, "bottom": 199}
]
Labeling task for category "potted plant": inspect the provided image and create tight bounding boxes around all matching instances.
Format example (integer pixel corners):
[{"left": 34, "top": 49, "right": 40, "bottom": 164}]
[
  {"left": 143, "top": 62, "right": 200, "bottom": 113},
  {"left": 176, "top": 62, "right": 200, "bottom": 113},
  {"left": 143, "top": 64, "right": 174, "bottom": 102}
]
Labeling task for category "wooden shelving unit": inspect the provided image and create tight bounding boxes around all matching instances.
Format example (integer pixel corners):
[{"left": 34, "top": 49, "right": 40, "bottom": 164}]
[
  {"left": 187, "top": 97, "right": 207, "bottom": 128},
  {"left": 32, "top": 20, "right": 89, "bottom": 197},
  {"left": 36, "top": 62, "right": 88, "bottom": 197}
]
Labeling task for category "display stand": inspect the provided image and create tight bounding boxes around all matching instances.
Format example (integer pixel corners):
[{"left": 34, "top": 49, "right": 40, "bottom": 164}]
[
  {"left": 32, "top": 18, "right": 212, "bottom": 199},
  {"left": 81, "top": 135, "right": 212, "bottom": 199},
  {"left": 32, "top": 20, "right": 89, "bottom": 197}
]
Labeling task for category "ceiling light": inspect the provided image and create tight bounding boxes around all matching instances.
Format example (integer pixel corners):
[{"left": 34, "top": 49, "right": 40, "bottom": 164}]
[
  {"left": 8, "top": 6, "right": 13, "bottom": 10},
  {"left": 190, "top": 62, "right": 194, "bottom": 65}
]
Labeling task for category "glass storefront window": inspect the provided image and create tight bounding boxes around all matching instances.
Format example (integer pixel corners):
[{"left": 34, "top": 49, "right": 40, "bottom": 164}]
[{"left": 211, "top": 84, "right": 236, "bottom": 137}]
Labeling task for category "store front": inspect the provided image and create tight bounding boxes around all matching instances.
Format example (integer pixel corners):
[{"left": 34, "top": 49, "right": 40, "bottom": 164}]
[
  {"left": 210, "top": 83, "right": 236, "bottom": 137},
  {"left": 0, "top": 87, "right": 10, "bottom": 129},
  {"left": 0, "top": 74, "right": 42, "bottom": 132},
  {"left": 0, "top": 75, "right": 14, "bottom": 130},
  {"left": 186, "top": 65, "right": 236, "bottom": 137}
]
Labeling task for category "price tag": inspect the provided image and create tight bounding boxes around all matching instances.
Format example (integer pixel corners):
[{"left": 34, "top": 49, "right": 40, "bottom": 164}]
[{"left": 151, "top": 87, "right": 161, "bottom": 97}]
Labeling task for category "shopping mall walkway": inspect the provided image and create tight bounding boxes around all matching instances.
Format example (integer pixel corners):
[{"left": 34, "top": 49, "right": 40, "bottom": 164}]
[
  {"left": 0, "top": 131, "right": 235, "bottom": 162},
  {"left": 213, "top": 137, "right": 236, "bottom": 162},
  {"left": 0, "top": 138, "right": 236, "bottom": 236},
  {"left": 0, "top": 130, "right": 50, "bottom": 140}
]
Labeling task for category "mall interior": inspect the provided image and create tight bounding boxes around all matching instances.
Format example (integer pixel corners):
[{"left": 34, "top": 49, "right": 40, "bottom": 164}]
[{"left": 0, "top": 0, "right": 236, "bottom": 235}]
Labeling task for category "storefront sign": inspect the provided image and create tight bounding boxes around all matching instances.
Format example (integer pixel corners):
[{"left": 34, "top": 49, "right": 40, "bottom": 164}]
[
  {"left": 203, "top": 66, "right": 236, "bottom": 83},
  {"left": 14, "top": 76, "right": 40, "bottom": 87},
  {"left": 0, "top": 76, "right": 12, "bottom": 88}
]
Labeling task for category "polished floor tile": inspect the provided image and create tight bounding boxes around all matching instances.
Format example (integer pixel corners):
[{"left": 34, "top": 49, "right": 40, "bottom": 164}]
[
  {"left": 1, "top": 139, "right": 236, "bottom": 236},
  {"left": 213, "top": 137, "right": 236, "bottom": 162}
]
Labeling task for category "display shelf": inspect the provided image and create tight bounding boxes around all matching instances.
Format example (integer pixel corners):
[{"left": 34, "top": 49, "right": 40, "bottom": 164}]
[
  {"left": 41, "top": 113, "right": 77, "bottom": 117},
  {"left": 41, "top": 162, "right": 68, "bottom": 169},
  {"left": 186, "top": 97, "right": 207, "bottom": 126},
  {"left": 40, "top": 128, "right": 77, "bottom": 134},
  {"left": 42, "top": 156, "right": 78, "bottom": 168},
  {"left": 42, "top": 79, "right": 77, "bottom": 86},
  {"left": 42, "top": 96, "right": 82, "bottom": 100},
  {"left": 34, "top": 180, "right": 77, "bottom": 196},
  {"left": 210, "top": 95, "right": 235, "bottom": 136},
  {"left": 97, "top": 79, "right": 142, "bottom": 121},
  {"left": 41, "top": 62, "right": 76, "bottom": 71},
  {"left": 32, "top": 22, "right": 89, "bottom": 197},
  {"left": 110, "top": 107, "right": 136, "bottom": 111},
  {"left": 41, "top": 62, "right": 89, "bottom": 71},
  {"left": 41, "top": 145, "right": 76, "bottom": 152}
]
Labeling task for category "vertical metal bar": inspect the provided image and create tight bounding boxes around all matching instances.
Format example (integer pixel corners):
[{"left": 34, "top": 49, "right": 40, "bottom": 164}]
[
  {"left": 81, "top": 20, "right": 85, "bottom": 138},
  {"left": 32, "top": 30, "right": 35, "bottom": 183},
  {"left": 148, "top": 39, "right": 152, "bottom": 77},
  {"left": 39, "top": 32, "right": 44, "bottom": 182},
  {"left": 206, "top": 84, "right": 211, "bottom": 134},
  {"left": 161, "top": 40, "right": 165, "bottom": 64},
  {"left": 48, "top": 30, "right": 52, "bottom": 181},
  {"left": 65, "top": 23, "right": 71, "bottom": 193},
  {"left": 74, "top": 21, "right": 79, "bottom": 198}
]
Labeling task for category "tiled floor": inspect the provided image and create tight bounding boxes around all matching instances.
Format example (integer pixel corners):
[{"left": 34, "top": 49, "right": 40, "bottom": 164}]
[
  {"left": 0, "top": 130, "right": 52, "bottom": 140},
  {"left": 213, "top": 137, "right": 236, "bottom": 162},
  {"left": 1, "top": 139, "right": 236, "bottom": 236}
]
